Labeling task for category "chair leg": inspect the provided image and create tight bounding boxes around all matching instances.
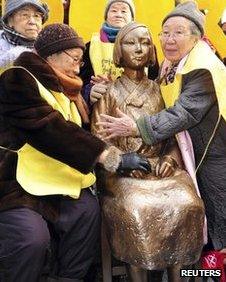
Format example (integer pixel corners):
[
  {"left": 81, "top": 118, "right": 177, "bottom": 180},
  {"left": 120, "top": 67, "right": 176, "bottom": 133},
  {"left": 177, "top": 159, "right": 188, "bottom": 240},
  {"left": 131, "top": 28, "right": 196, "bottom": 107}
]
[
  {"left": 126, "top": 265, "right": 148, "bottom": 282},
  {"left": 101, "top": 222, "right": 113, "bottom": 282},
  {"left": 167, "top": 265, "right": 183, "bottom": 282},
  {"left": 148, "top": 269, "right": 164, "bottom": 282}
]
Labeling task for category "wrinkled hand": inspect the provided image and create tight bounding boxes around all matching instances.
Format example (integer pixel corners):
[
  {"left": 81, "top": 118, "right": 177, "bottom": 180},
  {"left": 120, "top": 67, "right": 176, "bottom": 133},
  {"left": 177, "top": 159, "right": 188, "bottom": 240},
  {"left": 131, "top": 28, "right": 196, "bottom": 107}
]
[
  {"left": 155, "top": 156, "right": 177, "bottom": 178},
  {"left": 117, "top": 152, "right": 152, "bottom": 174},
  {"left": 97, "top": 108, "right": 139, "bottom": 140},
  {"left": 91, "top": 74, "right": 112, "bottom": 85},
  {"left": 90, "top": 83, "right": 108, "bottom": 104}
]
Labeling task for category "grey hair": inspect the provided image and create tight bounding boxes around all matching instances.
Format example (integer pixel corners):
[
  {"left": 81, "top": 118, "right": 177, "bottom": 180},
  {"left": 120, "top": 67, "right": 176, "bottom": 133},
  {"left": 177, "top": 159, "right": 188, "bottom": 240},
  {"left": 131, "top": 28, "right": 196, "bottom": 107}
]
[{"left": 189, "top": 21, "right": 202, "bottom": 38}]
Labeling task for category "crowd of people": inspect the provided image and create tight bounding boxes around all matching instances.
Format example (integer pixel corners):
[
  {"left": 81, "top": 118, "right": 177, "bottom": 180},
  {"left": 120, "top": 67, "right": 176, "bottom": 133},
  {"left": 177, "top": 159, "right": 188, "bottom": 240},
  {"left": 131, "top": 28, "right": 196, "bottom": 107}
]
[{"left": 0, "top": 0, "right": 225, "bottom": 281}]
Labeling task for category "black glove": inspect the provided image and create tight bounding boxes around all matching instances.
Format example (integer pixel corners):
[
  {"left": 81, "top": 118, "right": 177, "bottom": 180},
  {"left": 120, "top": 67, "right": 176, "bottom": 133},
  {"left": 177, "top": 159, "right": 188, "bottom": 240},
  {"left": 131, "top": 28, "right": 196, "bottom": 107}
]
[{"left": 117, "top": 152, "right": 152, "bottom": 174}]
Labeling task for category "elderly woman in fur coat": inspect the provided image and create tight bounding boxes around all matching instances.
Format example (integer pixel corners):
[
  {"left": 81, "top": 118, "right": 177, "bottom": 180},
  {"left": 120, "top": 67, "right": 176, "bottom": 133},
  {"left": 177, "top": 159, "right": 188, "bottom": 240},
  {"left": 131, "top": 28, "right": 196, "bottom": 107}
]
[{"left": 0, "top": 23, "right": 150, "bottom": 282}]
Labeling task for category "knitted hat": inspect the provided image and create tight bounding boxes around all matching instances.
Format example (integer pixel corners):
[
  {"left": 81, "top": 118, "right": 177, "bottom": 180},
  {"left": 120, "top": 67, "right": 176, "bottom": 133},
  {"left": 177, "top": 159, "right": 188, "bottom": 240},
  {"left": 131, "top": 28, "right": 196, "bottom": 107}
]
[
  {"left": 34, "top": 23, "right": 85, "bottom": 58},
  {"left": 104, "top": 0, "right": 135, "bottom": 20},
  {"left": 162, "top": 1, "right": 205, "bottom": 36},
  {"left": 2, "top": 0, "right": 49, "bottom": 23}
]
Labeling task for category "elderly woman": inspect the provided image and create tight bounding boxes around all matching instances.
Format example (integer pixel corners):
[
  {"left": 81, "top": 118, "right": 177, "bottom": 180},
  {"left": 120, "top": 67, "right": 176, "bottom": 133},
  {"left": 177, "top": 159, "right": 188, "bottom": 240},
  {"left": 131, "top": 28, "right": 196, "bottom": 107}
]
[
  {"left": 0, "top": 0, "right": 48, "bottom": 68},
  {"left": 92, "top": 22, "right": 204, "bottom": 282},
  {"left": 0, "top": 23, "right": 150, "bottom": 281},
  {"left": 80, "top": 0, "right": 159, "bottom": 108},
  {"left": 80, "top": 0, "right": 135, "bottom": 107},
  {"left": 98, "top": 1, "right": 226, "bottom": 261}
]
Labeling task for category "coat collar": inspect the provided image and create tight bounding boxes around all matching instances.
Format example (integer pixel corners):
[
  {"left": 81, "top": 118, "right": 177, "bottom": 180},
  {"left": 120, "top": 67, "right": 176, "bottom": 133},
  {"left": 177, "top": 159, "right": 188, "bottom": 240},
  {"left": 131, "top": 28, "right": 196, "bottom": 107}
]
[
  {"left": 14, "top": 51, "right": 63, "bottom": 93},
  {"left": 14, "top": 51, "right": 90, "bottom": 124}
]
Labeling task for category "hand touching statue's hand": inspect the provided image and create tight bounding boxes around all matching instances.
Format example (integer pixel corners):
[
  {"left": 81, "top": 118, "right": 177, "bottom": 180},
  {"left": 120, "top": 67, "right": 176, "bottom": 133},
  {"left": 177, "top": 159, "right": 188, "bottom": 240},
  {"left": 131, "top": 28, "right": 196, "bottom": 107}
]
[
  {"left": 117, "top": 152, "right": 152, "bottom": 174},
  {"left": 98, "top": 148, "right": 151, "bottom": 175},
  {"left": 90, "top": 75, "right": 112, "bottom": 104},
  {"left": 90, "top": 83, "right": 108, "bottom": 104},
  {"left": 97, "top": 108, "right": 140, "bottom": 140}
]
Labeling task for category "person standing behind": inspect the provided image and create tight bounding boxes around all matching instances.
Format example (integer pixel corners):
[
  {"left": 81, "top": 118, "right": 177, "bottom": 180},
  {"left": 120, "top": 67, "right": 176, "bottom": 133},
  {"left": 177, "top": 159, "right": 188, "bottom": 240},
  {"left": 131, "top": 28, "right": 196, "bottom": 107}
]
[
  {"left": 80, "top": 0, "right": 159, "bottom": 108},
  {"left": 0, "top": 0, "right": 48, "bottom": 68},
  {"left": 80, "top": 0, "right": 135, "bottom": 107}
]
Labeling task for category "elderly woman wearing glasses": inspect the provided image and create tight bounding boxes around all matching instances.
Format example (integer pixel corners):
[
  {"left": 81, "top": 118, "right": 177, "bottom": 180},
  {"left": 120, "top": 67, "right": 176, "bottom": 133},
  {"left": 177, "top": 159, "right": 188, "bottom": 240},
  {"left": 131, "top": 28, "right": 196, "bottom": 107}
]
[
  {"left": 0, "top": 0, "right": 48, "bottom": 68},
  {"left": 92, "top": 21, "right": 205, "bottom": 282},
  {"left": 98, "top": 1, "right": 226, "bottom": 263}
]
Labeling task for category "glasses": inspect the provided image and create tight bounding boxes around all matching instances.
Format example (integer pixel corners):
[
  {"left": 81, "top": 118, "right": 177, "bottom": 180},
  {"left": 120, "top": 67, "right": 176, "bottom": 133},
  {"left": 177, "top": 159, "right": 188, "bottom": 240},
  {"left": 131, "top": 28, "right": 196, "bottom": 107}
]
[
  {"left": 15, "top": 11, "right": 43, "bottom": 22},
  {"left": 158, "top": 31, "right": 191, "bottom": 40},
  {"left": 63, "top": 51, "right": 84, "bottom": 67}
]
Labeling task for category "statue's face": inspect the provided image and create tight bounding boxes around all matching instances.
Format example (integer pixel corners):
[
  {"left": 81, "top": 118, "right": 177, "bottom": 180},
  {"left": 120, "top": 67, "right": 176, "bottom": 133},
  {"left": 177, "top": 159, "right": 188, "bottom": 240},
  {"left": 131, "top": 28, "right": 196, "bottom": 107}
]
[{"left": 121, "top": 27, "right": 151, "bottom": 70}]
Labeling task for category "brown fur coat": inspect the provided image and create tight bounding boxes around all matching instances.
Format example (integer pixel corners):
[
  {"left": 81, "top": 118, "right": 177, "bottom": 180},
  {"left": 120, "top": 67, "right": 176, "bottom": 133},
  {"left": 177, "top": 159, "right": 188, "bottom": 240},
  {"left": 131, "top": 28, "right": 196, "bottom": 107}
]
[{"left": 0, "top": 52, "right": 105, "bottom": 220}]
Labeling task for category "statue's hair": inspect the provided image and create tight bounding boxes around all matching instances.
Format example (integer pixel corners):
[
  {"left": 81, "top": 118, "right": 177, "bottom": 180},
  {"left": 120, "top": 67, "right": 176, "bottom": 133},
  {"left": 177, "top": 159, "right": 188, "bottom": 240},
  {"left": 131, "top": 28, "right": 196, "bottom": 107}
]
[{"left": 113, "top": 21, "right": 156, "bottom": 67}]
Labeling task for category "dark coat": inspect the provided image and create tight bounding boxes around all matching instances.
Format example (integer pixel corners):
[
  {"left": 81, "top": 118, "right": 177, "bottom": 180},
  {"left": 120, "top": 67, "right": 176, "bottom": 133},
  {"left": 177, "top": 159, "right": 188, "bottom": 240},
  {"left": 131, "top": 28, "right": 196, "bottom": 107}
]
[
  {"left": 0, "top": 52, "right": 106, "bottom": 220},
  {"left": 137, "top": 69, "right": 226, "bottom": 249}
]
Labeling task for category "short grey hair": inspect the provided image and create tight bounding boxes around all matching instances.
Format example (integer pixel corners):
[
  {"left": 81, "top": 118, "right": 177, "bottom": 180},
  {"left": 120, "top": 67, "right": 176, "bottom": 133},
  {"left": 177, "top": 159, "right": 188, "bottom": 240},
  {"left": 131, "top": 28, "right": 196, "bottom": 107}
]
[{"left": 189, "top": 21, "right": 202, "bottom": 38}]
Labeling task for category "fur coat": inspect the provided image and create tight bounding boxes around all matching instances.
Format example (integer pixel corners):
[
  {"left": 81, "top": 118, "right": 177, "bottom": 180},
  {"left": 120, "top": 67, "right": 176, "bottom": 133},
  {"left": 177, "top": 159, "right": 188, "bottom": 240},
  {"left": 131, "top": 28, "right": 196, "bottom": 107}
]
[{"left": 0, "top": 52, "right": 106, "bottom": 220}]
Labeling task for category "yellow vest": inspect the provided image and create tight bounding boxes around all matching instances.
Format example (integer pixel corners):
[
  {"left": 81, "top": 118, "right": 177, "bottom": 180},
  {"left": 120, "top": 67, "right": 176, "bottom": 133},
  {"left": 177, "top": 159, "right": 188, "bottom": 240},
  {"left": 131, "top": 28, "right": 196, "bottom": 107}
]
[
  {"left": 161, "top": 40, "right": 226, "bottom": 120},
  {"left": 2, "top": 66, "right": 96, "bottom": 199},
  {"left": 89, "top": 33, "right": 123, "bottom": 80}
]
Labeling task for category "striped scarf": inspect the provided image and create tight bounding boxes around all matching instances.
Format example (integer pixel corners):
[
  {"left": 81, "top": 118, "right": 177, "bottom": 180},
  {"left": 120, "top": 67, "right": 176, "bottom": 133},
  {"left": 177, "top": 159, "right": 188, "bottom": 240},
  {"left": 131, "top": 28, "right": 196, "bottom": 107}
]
[
  {"left": 102, "top": 22, "right": 120, "bottom": 43},
  {"left": 1, "top": 20, "right": 35, "bottom": 48},
  {"left": 166, "top": 63, "right": 179, "bottom": 83}
]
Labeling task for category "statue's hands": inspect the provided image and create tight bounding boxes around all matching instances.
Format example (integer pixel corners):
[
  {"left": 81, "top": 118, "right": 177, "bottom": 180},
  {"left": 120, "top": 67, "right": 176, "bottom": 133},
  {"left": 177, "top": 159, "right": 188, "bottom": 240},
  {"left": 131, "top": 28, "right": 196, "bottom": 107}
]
[
  {"left": 155, "top": 155, "right": 178, "bottom": 178},
  {"left": 90, "top": 83, "right": 108, "bottom": 104},
  {"left": 117, "top": 152, "right": 152, "bottom": 174}
]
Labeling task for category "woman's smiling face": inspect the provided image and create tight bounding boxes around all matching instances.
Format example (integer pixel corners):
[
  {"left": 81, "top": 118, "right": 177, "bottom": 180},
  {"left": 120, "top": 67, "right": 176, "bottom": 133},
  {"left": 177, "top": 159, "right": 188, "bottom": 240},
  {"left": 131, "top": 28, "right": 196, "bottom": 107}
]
[{"left": 160, "top": 16, "right": 198, "bottom": 63}]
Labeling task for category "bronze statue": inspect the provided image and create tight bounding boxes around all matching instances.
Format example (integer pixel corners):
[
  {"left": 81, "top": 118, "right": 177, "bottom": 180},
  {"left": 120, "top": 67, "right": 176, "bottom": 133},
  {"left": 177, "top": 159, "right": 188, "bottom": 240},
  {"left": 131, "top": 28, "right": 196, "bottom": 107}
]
[{"left": 91, "top": 22, "right": 205, "bottom": 281}]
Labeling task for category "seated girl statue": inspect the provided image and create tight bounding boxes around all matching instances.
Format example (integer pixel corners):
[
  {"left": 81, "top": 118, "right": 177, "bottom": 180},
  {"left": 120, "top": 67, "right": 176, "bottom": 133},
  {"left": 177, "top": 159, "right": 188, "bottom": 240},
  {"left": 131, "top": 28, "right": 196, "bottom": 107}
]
[{"left": 91, "top": 22, "right": 205, "bottom": 282}]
